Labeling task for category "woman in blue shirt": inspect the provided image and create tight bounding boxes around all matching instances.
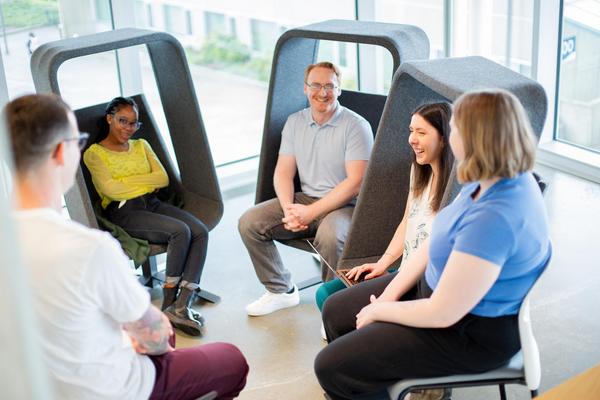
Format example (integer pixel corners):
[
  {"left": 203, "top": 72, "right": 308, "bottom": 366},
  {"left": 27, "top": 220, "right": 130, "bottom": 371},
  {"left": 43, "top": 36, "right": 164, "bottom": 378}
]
[{"left": 314, "top": 89, "right": 551, "bottom": 400}]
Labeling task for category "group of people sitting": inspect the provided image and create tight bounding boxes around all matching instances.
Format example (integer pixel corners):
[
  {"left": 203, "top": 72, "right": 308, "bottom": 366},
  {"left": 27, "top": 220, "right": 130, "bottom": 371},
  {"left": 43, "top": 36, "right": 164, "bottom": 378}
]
[{"left": 6, "top": 60, "right": 550, "bottom": 400}]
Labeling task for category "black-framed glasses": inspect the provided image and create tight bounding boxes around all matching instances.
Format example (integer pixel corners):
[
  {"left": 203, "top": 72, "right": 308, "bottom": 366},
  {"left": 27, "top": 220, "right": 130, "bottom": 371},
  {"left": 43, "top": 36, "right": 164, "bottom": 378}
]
[
  {"left": 63, "top": 132, "right": 90, "bottom": 151},
  {"left": 112, "top": 114, "right": 143, "bottom": 131},
  {"left": 305, "top": 82, "right": 338, "bottom": 93}
]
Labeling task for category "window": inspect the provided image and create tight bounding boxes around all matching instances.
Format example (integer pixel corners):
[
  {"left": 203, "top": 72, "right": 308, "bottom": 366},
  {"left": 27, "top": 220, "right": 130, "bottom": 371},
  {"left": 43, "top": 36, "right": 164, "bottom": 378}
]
[
  {"left": 250, "top": 19, "right": 279, "bottom": 53},
  {"left": 1, "top": 0, "right": 117, "bottom": 100},
  {"left": 451, "top": 0, "right": 535, "bottom": 77},
  {"left": 185, "top": 10, "right": 193, "bottom": 35},
  {"left": 137, "top": 0, "right": 352, "bottom": 166},
  {"left": 555, "top": 0, "right": 600, "bottom": 152},
  {"left": 370, "top": 0, "right": 445, "bottom": 59},
  {"left": 204, "top": 11, "right": 226, "bottom": 36},
  {"left": 147, "top": 4, "right": 154, "bottom": 27},
  {"left": 95, "top": 0, "right": 111, "bottom": 22},
  {"left": 164, "top": 5, "right": 188, "bottom": 35}
]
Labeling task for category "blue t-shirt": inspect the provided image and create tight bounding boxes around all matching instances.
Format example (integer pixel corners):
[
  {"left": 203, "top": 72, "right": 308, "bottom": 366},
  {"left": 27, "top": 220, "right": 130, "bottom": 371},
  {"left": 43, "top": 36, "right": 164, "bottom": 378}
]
[{"left": 425, "top": 172, "right": 551, "bottom": 317}]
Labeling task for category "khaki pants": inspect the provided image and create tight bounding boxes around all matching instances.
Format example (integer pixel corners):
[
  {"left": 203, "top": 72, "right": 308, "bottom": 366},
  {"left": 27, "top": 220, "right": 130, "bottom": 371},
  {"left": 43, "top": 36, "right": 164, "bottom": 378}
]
[{"left": 238, "top": 193, "right": 354, "bottom": 293}]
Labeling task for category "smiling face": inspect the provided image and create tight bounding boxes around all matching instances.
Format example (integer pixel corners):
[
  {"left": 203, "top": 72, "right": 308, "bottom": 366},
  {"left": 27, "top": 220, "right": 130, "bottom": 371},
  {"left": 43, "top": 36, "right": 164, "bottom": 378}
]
[
  {"left": 106, "top": 104, "right": 139, "bottom": 145},
  {"left": 304, "top": 66, "right": 341, "bottom": 117},
  {"left": 408, "top": 113, "right": 444, "bottom": 168}
]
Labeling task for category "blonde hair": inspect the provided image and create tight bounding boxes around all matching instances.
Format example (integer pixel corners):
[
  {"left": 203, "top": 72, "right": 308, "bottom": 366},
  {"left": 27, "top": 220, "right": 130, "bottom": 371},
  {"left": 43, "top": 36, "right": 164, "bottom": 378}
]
[
  {"left": 304, "top": 61, "right": 341, "bottom": 84},
  {"left": 452, "top": 88, "right": 537, "bottom": 183}
]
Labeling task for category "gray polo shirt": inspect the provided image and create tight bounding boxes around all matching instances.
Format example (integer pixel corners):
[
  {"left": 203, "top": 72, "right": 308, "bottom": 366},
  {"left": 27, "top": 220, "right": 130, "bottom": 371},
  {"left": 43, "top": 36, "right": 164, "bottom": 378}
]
[{"left": 279, "top": 102, "right": 374, "bottom": 198}]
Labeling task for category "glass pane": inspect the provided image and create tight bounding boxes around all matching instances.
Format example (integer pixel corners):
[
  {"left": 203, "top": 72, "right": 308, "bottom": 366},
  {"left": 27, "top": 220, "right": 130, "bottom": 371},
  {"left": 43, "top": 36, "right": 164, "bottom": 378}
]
[
  {"left": 57, "top": 52, "right": 120, "bottom": 110},
  {"left": 135, "top": 0, "right": 354, "bottom": 166},
  {"left": 317, "top": 40, "right": 358, "bottom": 91},
  {"left": 0, "top": 0, "right": 117, "bottom": 100},
  {"left": 451, "top": 0, "right": 534, "bottom": 77},
  {"left": 371, "top": 0, "right": 445, "bottom": 59},
  {"left": 556, "top": 0, "right": 600, "bottom": 152},
  {"left": 362, "top": 0, "right": 444, "bottom": 94}
]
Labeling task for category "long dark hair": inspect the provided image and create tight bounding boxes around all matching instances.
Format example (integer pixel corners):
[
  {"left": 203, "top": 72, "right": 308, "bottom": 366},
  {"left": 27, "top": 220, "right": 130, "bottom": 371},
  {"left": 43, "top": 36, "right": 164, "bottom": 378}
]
[
  {"left": 96, "top": 96, "right": 138, "bottom": 143},
  {"left": 411, "top": 102, "right": 453, "bottom": 212}
]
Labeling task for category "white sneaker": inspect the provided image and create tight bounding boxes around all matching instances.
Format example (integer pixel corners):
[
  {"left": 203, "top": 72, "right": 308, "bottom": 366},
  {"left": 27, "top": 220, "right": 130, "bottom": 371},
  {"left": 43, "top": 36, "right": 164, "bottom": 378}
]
[
  {"left": 246, "top": 285, "right": 300, "bottom": 316},
  {"left": 320, "top": 323, "right": 327, "bottom": 341}
]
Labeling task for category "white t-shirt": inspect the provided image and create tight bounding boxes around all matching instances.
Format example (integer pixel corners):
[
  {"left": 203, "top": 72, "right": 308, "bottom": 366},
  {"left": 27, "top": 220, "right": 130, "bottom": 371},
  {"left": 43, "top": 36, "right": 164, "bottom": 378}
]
[
  {"left": 14, "top": 208, "right": 154, "bottom": 400},
  {"left": 400, "top": 174, "right": 435, "bottom": 270}
]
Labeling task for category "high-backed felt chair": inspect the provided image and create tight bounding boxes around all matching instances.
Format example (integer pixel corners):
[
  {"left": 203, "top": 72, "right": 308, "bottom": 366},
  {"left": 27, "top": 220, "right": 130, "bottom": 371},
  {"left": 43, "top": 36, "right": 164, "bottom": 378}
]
[
  {"left": 338, "top": 56, "right": 548, "bottom": 270},
  {"left": 388, "top": 243, "right": 553, "bottom": 400},
  {"left": 30, "top": 29, "right": 223, "bottom": 302},
  {"left": 73, "top": 95, "right": 182, "bottom": 287},
  {"left": 255, "top": 19, "right": 430, "bottom": 288}
]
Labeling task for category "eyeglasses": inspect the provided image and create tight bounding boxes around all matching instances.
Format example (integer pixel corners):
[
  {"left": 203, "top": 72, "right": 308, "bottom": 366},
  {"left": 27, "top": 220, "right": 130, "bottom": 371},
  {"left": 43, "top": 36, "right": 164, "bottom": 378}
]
[
  {"left": 112, "top": 114, "right": 142, "bottom": 131},
  {"left": 63, "top": 132, "right": 90, "bottom": 151},
  {"left": 305, "top": 82, "right": 338, "bottom": 93}
]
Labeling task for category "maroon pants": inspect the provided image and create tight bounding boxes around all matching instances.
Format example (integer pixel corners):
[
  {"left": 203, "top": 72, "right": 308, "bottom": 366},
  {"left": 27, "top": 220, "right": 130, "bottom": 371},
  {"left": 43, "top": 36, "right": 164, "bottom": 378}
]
[{"left": 148, "top": 336, "right": 248, "bottom": 400}]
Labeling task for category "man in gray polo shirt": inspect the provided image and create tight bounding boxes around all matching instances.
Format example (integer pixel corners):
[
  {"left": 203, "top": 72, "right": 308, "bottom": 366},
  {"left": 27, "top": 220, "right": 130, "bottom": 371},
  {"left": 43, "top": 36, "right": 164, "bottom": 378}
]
[{"left": 239, "top": 61, "right": 374, "bottom": 316}]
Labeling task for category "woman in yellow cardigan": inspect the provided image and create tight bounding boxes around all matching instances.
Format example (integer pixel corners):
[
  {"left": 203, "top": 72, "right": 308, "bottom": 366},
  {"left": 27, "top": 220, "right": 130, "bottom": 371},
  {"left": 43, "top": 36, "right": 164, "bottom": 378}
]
[{"left": 84, "top": 97, "right": 208, "bottom": 337}]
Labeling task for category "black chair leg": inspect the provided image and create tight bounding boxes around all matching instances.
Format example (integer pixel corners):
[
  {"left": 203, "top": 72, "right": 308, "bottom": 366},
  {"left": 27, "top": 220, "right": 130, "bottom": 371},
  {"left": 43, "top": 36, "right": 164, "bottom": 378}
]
[
  {"left": 297, "top": 275, "right": 322, "bottom": 290},
  {"left": 140, "top": 256, "right": 159, "bottom": 288},
  {"left": 499, "top": 384, "right": 507, "bottom": 400},
  {"left": 196, "top": 289, "right": 221, "bottom": 304}
]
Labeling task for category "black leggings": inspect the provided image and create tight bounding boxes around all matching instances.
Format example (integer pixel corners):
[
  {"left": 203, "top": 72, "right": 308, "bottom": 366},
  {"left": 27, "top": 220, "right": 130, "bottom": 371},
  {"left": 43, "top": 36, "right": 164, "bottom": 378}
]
[
  {"left": 107, "top": 194, "right": 208, "bottom": 286},
  {"left": 314, "top": 273, "right": 520, "bottom": 400}
]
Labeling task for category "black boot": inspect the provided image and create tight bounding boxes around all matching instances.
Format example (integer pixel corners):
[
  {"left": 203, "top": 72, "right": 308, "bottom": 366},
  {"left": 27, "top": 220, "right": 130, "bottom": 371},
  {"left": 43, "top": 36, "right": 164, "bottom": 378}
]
[
  {"left": 161, "top": 285, "right": 179, "bottom": 311},
  {"left": 164, "top": 288, "right": 204, "bottom": 336}
]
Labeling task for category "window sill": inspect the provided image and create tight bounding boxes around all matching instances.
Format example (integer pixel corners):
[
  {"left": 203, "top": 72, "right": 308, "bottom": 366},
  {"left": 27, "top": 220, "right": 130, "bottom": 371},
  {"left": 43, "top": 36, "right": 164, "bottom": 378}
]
[
  {"left": 537, "top": 141, "right": 600, "bottom": 184},
  {"left": 216, "top": 156, "right": 258, "bottom": 199}
]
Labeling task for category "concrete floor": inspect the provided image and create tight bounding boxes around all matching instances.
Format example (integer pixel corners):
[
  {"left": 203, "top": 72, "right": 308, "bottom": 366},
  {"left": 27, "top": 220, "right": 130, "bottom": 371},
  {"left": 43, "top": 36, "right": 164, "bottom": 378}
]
[{"left": 151, "top": 164, "right": 600, "bottom": 400}]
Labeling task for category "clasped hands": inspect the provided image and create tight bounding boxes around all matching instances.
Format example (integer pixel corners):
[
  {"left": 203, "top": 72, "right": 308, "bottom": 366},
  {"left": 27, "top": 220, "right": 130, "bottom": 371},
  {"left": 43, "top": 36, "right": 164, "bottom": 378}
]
[{"left": 282, "top": 203, "right": 316, "bottom": 232}]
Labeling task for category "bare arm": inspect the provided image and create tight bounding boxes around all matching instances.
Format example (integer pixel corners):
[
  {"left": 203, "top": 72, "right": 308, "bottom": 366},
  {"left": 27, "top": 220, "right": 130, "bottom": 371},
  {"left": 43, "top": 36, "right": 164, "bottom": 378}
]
[
  {"left": 357, "top": 250, "right": 501, "bottom": 329},
  {"left": 273, "top": 154, "right": 297, "bottom": 210},
  {"left": 346, "top": 196, "right": 411, "bottom": 281},
  {"left": 274, "top": 154, "right": 310, "bottom": 231},
  {"left": 378, "top": 239, "right": 430, "bottom": 302},
  {"left": 123, "top": 304, "right": 174, "bottom": 355}
]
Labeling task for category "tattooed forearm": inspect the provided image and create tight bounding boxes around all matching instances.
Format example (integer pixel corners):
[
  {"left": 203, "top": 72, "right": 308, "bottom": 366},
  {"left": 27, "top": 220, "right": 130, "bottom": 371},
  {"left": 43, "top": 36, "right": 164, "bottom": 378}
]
[{"left": 123, "top": 305, "right": 173, "bottom": 355}]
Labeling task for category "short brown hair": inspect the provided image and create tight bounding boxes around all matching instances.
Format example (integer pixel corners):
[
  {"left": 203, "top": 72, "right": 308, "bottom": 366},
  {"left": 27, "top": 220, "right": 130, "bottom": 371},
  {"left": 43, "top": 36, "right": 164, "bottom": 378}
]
[
  {"left": 4, "top": 93, "right": 73, "bottom": 173},
  {"left": 304, "top": 61, "right": 342, "bottom": 84},
  {"left": 452, "top": 88, "right": 536, "bottom": 183}
]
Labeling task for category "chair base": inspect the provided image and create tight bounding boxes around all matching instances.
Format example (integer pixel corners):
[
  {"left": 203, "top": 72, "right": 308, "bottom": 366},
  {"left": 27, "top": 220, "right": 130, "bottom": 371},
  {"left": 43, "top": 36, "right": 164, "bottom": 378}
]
[
  {"left": 297, "top": 275, "right": 322, "bottom": 290},
  {"left": 392, "top": 378, "right": 527, "bottom": 400},
  {"left": 139, "top": 256, "right": 220, "bottom": 304},
  {"left": 195, "top": 289, "right": 221, "bottom": 304}
]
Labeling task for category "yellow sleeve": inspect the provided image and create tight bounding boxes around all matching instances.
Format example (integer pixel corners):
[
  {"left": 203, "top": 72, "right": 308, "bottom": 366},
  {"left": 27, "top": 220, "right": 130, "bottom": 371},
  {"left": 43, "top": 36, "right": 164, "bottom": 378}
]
[
  {"left": 83, "top": 147, "right": 153, "bottom": 202},
  {"left": 120, "top": 140, "right": 169, "bottom": 190}
]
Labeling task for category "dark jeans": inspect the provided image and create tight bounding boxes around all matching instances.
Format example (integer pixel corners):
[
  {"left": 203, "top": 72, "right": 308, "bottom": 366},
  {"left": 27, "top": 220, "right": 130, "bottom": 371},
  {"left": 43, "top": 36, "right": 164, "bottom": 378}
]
[
  {"left": 315, "top": 273, "right": 520, "bottom": 400},
  {"left": 149, "top": 335, "right": 248, "bottom": 400},
  {"left": 107, "top": 194, "right": 209, "bottom": 285}
]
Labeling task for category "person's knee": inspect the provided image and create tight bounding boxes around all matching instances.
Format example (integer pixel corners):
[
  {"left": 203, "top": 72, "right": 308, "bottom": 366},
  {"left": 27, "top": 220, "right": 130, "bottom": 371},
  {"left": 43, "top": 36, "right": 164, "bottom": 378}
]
[
  {"left": 171, "top": 221, "right": 192, "bottom": 243},
  {"left": 314, "top": 346, "right": 341, "bottom": 394},
  {"left": 315, "top": 284, "right": 328, "bottom": 311},
  {"left": 190, "top": 219, "right": 209, "bottom": 241},
  {"left": 217, "top": 343, "right": 249, "bottom": 383},
  {"left": 315, "top": 219, "right": 347, "bottom": 251},
  {"left": 238, "top": 208, "right": 259, "bottom": 238},
  {"left": 322, "top": 287, "right": 346, "bottom": 319}
]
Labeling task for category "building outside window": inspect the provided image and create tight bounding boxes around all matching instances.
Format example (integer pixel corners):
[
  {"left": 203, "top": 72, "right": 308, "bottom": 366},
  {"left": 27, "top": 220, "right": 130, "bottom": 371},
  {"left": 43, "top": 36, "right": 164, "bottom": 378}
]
[
  {"left": 0, "top": 0, "right": 119, "bottom": 107},
  {"left": 0, "top": 0, "right": 596, "bottom": 175},
  {"left": 556, "top": 0, "right": 600, "bottom": 152}
]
